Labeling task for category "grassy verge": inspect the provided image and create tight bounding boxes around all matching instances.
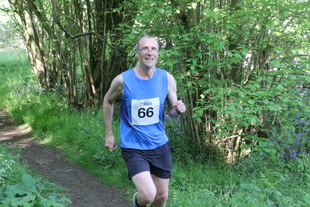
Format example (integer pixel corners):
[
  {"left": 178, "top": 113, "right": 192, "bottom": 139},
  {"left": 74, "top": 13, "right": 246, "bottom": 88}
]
[{"left": 1, "top": 50, "right": 310, "bottom": 206}]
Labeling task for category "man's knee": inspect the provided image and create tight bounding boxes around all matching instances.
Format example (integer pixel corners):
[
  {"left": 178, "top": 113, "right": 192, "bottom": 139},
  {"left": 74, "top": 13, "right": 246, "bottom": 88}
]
[
  {"left": 137, "top": 184, "right": 157, "bottom": 204},
  {"left": 141, "top": 191, "right": 156, "bottom": 204},
  {"left": 155, "top": 191, "right": 168, "bottom": 203}
]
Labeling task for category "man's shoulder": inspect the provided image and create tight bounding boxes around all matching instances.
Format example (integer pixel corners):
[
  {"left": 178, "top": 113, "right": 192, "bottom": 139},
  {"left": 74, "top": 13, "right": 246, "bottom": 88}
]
[
  {"left": 121, "top": 68, "right": 135, "bottom": 79},
  {"left": 156, "top": 67, "right": 169, "bottom": 77},
  {"left": 122, "top": 68, "right": 134, "bottom": 74},
  {"left": 156, "top": 67, "right": 166, "bottom": 72}
]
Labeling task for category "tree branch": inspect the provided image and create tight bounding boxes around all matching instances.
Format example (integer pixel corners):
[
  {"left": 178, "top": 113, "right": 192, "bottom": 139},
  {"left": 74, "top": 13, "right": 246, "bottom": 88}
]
[{"left": 55, "top": 19, "right": 123, "bottom": 52}]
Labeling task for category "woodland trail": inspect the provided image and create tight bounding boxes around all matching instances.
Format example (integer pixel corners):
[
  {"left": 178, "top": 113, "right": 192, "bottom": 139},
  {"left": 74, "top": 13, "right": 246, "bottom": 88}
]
[{"left": 0, "top": 109, "right": 130, "bottom": 207}]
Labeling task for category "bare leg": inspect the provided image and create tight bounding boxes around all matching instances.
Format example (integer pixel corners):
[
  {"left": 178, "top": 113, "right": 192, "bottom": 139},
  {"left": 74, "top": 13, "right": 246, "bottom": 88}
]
[
  {"left": 132, "top": 171, "right": 157, "bottom": 206},
  {"left": 150, "top": 174, "right": 170, "bottom": 207}
]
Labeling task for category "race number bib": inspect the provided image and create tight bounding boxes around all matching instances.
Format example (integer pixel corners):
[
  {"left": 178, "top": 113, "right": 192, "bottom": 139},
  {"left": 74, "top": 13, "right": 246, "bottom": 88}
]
[{"left": 131, "top": 98, "right": 160, "bottom": 125}]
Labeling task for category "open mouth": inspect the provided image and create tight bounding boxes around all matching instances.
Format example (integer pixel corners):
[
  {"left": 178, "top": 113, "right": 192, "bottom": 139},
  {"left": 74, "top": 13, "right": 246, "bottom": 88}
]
[{"left": 145, "top": 57, "right": 154, "bottom": 62}]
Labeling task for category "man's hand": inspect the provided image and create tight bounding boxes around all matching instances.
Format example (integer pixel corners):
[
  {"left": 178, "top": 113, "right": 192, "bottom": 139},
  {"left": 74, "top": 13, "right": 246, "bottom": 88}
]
[
  {"left": 173, "top": 100, "right": 186, "bottom": 114},
  {"left": 105, "top": 136, "right": 117, "bottom": 152}
]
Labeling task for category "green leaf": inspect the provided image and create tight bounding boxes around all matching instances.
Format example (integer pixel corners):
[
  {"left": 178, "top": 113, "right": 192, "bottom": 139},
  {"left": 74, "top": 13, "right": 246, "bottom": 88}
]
[
  {"left": 274, "top": 32, "right": 283, "bottom": 36},
  {"left": 247, "top": 100, "right": 255, "bottom": 105},
  {"left": 20, "top": 174, "right": 37, "bottom": 191},
  {"left": 41, "top": 195, "right": 66, "bottom": 207},
  {"left": 270, "top": 60, "right": 283, "bottom": 68},
  {"left": 240, "top": 183, "right": 262, "bottom": 192},
  {"left": 5, "top": 183, "right": 27, "bottom": 197},
  {"left": 19, "top": 193, "right": 36, "bottom": 204},
  {"left": 276, "top": 84, "right": 285, "bottom": 91},
  {"left": 250, "top": 117, "right": 257, "bottom": 125}
]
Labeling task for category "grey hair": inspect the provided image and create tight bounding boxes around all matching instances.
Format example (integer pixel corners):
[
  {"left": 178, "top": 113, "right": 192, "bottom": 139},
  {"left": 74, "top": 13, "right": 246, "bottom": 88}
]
[{"left": 136, "top": 34, "right": 159, "bottom": 50}]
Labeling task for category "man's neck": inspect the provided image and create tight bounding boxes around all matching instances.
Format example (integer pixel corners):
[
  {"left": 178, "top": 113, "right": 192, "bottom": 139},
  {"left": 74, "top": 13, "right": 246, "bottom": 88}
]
[{"left": 134, "top": 66, "right": 156, "bottom": 80}]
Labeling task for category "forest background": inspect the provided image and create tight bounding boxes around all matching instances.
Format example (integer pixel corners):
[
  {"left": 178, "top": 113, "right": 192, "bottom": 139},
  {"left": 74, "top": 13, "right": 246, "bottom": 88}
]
[{"left": 1, "top": 0, "right": 310, "bottom": 206}]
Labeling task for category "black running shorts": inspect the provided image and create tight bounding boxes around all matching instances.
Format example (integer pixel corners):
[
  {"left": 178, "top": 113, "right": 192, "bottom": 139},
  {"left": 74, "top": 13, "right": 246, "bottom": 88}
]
[{"left": 121, "top": 141, "right": 172, "bottom": 179}]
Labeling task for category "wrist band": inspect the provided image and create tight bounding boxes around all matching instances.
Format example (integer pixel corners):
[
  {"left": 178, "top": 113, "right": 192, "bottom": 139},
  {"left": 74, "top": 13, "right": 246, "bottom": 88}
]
[{"left": 175, "top": 108, "right": 182, "bottom": 114}]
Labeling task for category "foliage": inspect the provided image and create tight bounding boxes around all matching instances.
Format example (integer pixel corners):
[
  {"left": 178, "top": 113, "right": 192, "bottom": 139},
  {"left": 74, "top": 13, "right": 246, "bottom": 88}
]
[
  {"left": 0, "top": 145, "right": 71, "bottom": 207},
  {"left": 249, "top": 88, "right": 310, "bottom": 167},
  {"left": 168, "top": 158, "right": 310, "bottom": 207},
  {"left": 0, "top": 0, "right": 24, "bottom": 50},
  {"left": 4, "top": 0, "right": 310, "bottom": 160},
  {"left": 5, "top": 0, "right": 136, "bottom": 106},
  {"left": 110, "top": 0, "right": 310, "bottom": 160},
  {"left": 93, "top": 149, "right": 122, "bottom": 169},
  {"left": 165, "top": 114, "right": 223, "bottom": 165},
  {"left": 156, "top": 0, "right": 310, "bottom": 159},
  {"left": 1, "top": 50, "right": 310, "bottom": 206},
  {"left": 0, "top": 174, "right": 71, "bottom": 207},
  {"left": 2, "top": 0, "right": 310, "bottom": 203},
  {"left": 0, "top": 51, "right": 130, "bottom": 188}
]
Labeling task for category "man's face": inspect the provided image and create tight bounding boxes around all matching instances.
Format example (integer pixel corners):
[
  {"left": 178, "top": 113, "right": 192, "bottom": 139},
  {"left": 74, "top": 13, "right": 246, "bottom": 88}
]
[{"left": 136, "top": 37, "right": 159, "bottom": 69}]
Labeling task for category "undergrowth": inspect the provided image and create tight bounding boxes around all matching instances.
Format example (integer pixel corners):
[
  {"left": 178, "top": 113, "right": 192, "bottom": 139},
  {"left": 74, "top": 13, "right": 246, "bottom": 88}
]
[
  {"left": 1, "top": 50, "right": 310, "bottom": 206},
  {"left": 0, "top": 144, "right": 71, "bottom": 207}
]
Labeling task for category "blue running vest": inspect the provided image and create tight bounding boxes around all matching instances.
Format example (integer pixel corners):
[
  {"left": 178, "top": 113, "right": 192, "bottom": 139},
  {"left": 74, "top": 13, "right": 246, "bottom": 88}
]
[{"left": 120, "top": 68, "right": 168, "bottom": 150}]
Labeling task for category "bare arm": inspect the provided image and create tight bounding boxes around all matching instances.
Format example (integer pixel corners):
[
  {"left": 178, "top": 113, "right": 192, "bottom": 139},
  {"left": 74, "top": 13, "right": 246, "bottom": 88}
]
[
  {"left": 103, "top": 74, "right": 123, "bottom": 151},
  {"left": 166, "top": 72, "right": 186, "bottom": 118}
]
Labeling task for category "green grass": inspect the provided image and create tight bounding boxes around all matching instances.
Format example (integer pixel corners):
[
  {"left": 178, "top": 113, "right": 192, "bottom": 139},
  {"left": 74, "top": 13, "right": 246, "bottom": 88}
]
[{"left": 1, "top": 50, "right": 310, "bottom": 206}]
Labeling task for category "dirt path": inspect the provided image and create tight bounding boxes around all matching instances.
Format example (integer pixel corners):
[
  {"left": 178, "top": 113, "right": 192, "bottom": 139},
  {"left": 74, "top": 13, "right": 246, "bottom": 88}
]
[{"left": 0, "top": 109, "right": 130, "bottom": 207}]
